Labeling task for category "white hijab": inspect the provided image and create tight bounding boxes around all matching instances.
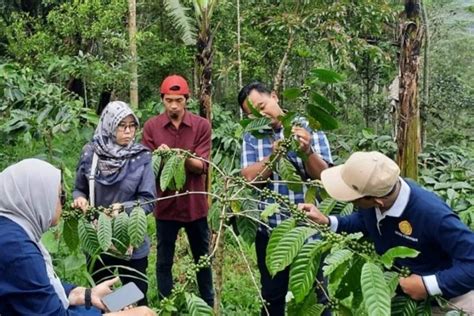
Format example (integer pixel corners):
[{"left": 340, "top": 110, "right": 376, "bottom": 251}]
[{"left": 0, "top": 159, "right": 69, "bottom": 308}]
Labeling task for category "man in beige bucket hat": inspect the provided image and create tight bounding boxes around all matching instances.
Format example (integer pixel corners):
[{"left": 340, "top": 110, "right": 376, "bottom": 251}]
[{"left": 299, "top": 151, "right": 474, "bottom": 314}]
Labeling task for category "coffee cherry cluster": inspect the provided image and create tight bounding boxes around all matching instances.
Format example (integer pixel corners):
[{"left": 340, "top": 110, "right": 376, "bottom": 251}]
[
  {"left": 259, "top": 187, "right": 312, "bottom": 224},
  {"left": 61, "top": 206, "right": 98, "bottom": 222},
  {"left": 288, "top": 205, "right": 308, "bottom": 222},
  {"left": 196, "top": 255, "right": 212, "bottom": 269},
  {"left": 326, "top": 298, "right": 340, "bottom": 311},
  {"left": 154, "top": 148, "right": 176, "bottom": 159},
  {"left": 170, "top": 283, "right": 185, "bottom": 296},
  {"left": 259, "top": 188, "right": 290, "bottom": 205},
  {"left": 234, "top": 176, "right": 247, "bottom": 186},
  {"left": 184, "top": 255, "right": 212, "bottom": 280},
  {"left": 259, "top": 188, "right": 275, "bottom": 200},
  {"left": 347, "top": 239, "right": 376, "bottom": 255},
  {"left": 61, "top": 205, "right": 83, "bottom": 221},
  {"left": 399, "top": 266, "right": 411, "bottom": 278},
  {"left": 62, "top": 204, "right": 117, "bottom": 223},
  {"left": 320, "top": 230, "right": 345, "bottom": 244}
]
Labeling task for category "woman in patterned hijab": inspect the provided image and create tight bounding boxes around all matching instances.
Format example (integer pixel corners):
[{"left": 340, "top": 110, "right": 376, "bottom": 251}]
[
  {"left": 92, "top": 101, "right": 148, "bottom": 182},
  {"left": 72, "top": 101, "right": 156, "bottom": 305}
]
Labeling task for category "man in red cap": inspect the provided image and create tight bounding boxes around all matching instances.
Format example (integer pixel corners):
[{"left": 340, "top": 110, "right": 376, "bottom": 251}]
[{"left": 142, "top": 75, "right": 214, "bottom": 306}]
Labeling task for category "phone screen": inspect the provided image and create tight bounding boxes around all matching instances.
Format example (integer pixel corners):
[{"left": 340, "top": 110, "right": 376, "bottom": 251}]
[{"left": 101, "top": 282, "right": 144, "bottom": 312}]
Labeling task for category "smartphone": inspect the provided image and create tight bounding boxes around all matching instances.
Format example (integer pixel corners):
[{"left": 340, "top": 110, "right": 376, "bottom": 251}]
[{"left": 101, "top": 282, "right": 144, "bottom": 312}]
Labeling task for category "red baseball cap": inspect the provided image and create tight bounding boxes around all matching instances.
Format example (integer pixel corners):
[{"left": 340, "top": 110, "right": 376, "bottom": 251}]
[{"left": 160, "top": 75, "right": 190, "bottom": 95}]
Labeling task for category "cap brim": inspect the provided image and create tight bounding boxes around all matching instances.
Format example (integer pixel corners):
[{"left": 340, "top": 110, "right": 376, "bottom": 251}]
[{"left": 321, "top": 166, "right": 364, "bottom": 202}]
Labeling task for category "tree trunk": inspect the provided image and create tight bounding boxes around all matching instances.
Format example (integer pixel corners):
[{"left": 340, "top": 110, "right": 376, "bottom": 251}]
[
  {"left": 237, "top": 0, "right": 243, "bottom": 119},
  {"left": 197, "top": 28, "right": 213, "bottom": 121},
  {"left": 365, "top": 54, "right": 371, "bottom": 129},
  {"left": 193, "top": 59, "right": 199, "bottom": 97},
  {"left": 194, "top": 9, "right": 218, "bottom": 312},
  {"left": 273, "top": 30, "right": 294, "bottom": 94},
  {"left": 420, "top": 0, "right": 429, "bottom": 147},
  {"left": 128, "top": 0, "right": 138, "bottom": 108},
  {"left": 396, "top": 0, "right": 424, "bottom": 180}
]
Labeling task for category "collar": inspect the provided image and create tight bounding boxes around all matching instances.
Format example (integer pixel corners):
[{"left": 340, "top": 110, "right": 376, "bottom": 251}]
[
  {"left": 160, "top": 111, "right": 193, "bottom": 128},
  {"left": 375, "top": 178, "right": 411, "bottom": 223}
]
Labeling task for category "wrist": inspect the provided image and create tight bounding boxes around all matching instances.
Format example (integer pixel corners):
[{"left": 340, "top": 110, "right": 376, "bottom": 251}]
[
  {"left": 325, "top": 215, "right": 331, "bottom": 226},
  {"left": 68, "top": 286, "right": 86, "bottom": 306}
]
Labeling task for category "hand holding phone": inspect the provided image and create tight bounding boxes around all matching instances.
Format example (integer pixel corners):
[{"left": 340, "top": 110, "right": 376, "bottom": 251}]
[{"left": 101, "top": 282, "right": 144, "bottom": 312}]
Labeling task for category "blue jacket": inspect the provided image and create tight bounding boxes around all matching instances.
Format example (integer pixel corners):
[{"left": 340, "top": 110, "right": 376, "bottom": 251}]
[
  {"left": 73, "top": 143, "right": 156, "bottom": 259},
  {"left": 333, "top": 180, "right": 474, "bottom": 299},
  {"left": 0, "top": 216, "right": 101, "bottom": 315}
]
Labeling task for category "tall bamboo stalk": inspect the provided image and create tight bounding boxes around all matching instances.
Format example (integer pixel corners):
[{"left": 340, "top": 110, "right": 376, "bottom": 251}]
[
  {"left": 128, "top": 0, "right": 138, "bottom": 108},
  {"left": 237, "top": 0, "right": 243, "bottom": 119}
]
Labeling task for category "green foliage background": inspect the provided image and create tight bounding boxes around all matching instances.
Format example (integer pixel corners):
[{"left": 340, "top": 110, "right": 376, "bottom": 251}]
[{"left": 0, "top": 0, "right": 472, "bottom": 314}]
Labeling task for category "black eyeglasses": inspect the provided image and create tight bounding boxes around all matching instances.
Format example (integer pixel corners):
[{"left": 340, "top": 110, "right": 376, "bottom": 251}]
[{"left": 117, "top": 123, "right": 138, "bottom": 132}]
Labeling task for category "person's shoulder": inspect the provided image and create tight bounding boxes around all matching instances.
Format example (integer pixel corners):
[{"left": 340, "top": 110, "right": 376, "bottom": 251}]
[
  {"left": 187, "top": 113, "right": 211, "bottom": 133},
  {"left": 188, "top": 112, "right": 210, "bottom": 125},
  {"left": 315, "top": 130, "right": 328, "bottom": 137},
  {"left": 77, "top": 142, "right": 94, "bottom": 166},
  {"left": 308, "top": 127, "right": 328, "bottom": 141},
  {"left": 143, "top": 114, "right": 164, "bottom": 127},
  {"left": 405, "top": 179, "right": 452, "bottom": 216},
  {"left": 81, "top": 142, "right": 94, "bottom": 153},
  {"left": 135, "top": 145, "right": 153, "bottom": 163},
  {"left": 0, "top": 217, "right": 32, "bottom": 242},
  {"left": 0, "top": 218, "right": 37, "bottom": 263}
]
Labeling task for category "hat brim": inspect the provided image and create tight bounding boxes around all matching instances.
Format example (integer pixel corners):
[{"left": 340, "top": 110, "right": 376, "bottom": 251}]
[{"left": 321, "top": 165, "right": 364, "bottom": 202}]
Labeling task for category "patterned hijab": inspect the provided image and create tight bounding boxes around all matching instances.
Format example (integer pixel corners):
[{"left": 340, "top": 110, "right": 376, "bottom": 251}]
[
  {"left": 0, "top": 159, "right": 69, "bottom": 308},
  {"left": 92, "top": 101, "right": 148, "bottom": 184}
]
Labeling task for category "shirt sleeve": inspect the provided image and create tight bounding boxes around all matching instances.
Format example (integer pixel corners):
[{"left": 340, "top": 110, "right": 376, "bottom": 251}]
[
  {"left": 2, "top": 241, "right": 99, "bottom": 316},
  {"left": 122, "top": 158, "right": 157, "bottom": 214},
  {"left": 312, "top": 131, "right": 333, "bottom": 164},
  {"left": 72, "top": 146, "right": 90, "bottom": 200},
  {"left": 429, "top": 212, "right": 474, "bottom": 299},
  {"left": 335, "top": 211, "right": 368, "bottom": 235},
  {"left": 62, "top": 283, "right": 77, "bottom": 296},
  {"left": 141, "top": 120, "right": 156, "bottom": 151},
  {"left": 328, "top": 215, "right": 339, "bottom": 232},
  {"left": 241, "top": 133, "right": 257, "bottom": 168},
  {"left": 193, "top": 119, "right": 212, "bottom": 173}
]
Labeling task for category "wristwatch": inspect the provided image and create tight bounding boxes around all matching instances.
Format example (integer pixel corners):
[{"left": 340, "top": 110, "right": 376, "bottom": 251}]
[{"left": 85, "top": 288, "right": 92, "bottom": 310}]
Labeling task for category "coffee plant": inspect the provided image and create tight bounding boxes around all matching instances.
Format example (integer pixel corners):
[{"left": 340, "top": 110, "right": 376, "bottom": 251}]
[
  {"left": 152, "top": 148, "right": 188, "bottom": 191},
  {"left": 62, "top": 204, "right": 147, "bottom": 258},
  {"left": 152, "top": 147, "right": 467, "bottom": 315},
  {"left": 419, "top": 143, "right": 474, "bottom": 230},
  {"left": 143, "top": 145, "right": 464, "bottom": 315},
  {"left": 53, "top": 69, "right": 470, "bottom": 315}
]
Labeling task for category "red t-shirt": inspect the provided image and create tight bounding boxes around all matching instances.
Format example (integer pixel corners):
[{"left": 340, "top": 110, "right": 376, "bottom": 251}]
[{"left": 142, "top": 111, "right": 211, "bottom": 222}]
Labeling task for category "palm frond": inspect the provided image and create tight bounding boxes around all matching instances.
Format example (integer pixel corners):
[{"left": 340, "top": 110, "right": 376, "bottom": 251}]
[
  {"left": 194, "top": 0, "right": 219, "bottom": 21},
  {"left": 163, "top": 0, "right": 196, "bottom": 46}
]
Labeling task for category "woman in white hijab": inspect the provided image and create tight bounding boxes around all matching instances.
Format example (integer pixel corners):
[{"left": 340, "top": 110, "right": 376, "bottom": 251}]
[{"left": 0, "top": 159, "right": 155, "bottom": 316}]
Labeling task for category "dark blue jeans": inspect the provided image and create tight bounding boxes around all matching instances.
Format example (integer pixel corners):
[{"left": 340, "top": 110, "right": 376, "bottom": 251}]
[
  {"left": 156, "top": 217, "right": 214, "bottom": 306},
  {"left": 256, "top": 230, "right": 330, "bottom": 316}
]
